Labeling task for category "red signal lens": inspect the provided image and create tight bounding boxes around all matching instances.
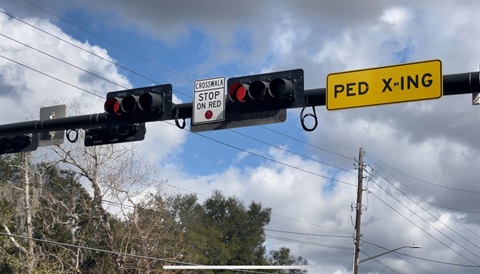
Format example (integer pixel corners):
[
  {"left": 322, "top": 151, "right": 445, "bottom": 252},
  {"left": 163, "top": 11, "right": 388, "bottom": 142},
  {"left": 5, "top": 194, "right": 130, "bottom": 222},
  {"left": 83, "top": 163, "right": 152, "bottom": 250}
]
[
  {"left": 104, "top": 97, "right": 122, "bottom": 115},
  {"left": 229, "top": 83, "right": 248, "bottom": 103}
]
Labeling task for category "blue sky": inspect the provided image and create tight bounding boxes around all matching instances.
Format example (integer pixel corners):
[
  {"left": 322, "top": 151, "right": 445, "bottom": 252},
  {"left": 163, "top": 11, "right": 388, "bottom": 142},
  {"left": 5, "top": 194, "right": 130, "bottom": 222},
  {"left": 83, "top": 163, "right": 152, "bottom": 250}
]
[{"left": 1, "top": 0, "right": 479, "bottom": 273}]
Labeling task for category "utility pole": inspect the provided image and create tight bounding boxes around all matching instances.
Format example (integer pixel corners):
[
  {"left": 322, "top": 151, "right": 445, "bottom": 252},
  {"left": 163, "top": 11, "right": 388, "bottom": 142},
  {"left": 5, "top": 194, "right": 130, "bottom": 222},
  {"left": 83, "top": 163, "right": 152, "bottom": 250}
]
[{"left": 353, "top": 147, "right": 365, "bottom": 274}]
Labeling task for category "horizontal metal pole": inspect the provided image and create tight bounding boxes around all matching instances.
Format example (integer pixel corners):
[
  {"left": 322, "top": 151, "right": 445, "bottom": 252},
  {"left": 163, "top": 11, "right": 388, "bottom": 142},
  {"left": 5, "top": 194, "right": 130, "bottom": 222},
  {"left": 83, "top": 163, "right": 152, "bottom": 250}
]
[
  {"left": 0, "top": 72, "right": 478, "bottom": 136},
  {"left": 0, "top": 113, "right": 109, "bottom": 135},
  {"left": 443, "top": 71, "right": 480, "bottom": 95}
]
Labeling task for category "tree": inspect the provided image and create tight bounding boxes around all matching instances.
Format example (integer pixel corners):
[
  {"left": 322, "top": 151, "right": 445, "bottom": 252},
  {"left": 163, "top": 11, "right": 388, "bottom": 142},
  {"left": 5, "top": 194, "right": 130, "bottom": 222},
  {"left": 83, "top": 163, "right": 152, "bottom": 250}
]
[
  {"left": 0, "top": 153, "right": 37, "bottom": 274},
  {"left": 120, "top": 191, "right": 188, "bottom": 273},
  {"left": 1, "top": 137, "right": 189, "bottom": 273},
  {"left": 172, "top": 190, "right": 272, "bottom": 271},
  {"left": 51, "top": 136, "right": 190, "bottom": 273},
  {"left": 0, "top": 153, "right": 98, "bottom": 273},
  {"left": 268, "top": 247, "right": 308, "bottom": 274},
  {"left": 32, "top": 163, "right": 96, "bottom": 273}
]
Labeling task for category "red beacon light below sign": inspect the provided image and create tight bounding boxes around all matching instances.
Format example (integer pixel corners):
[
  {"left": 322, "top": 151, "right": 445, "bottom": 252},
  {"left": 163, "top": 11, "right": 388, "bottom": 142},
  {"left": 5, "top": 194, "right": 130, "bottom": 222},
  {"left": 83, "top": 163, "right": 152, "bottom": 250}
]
[{"left": 205, "top": 110, "right": 213, "bottom": 119}]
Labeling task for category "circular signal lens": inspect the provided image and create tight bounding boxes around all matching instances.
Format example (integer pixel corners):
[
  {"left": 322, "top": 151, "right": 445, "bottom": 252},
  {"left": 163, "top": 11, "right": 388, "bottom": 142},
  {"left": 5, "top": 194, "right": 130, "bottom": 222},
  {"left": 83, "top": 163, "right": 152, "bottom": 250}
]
[
  {"left": 269, "top": 78, "right": 294, "bottom": 100},
  {"left": 121, "top": 95, "right": 139, "bottom": 113},
  {"left": 139, "top": 92, "right": 163, "bottom": 111},
  {"left": 139, "top": 93, "right": 153, "bottom": 111},
  {"left": 104, "top": 97, "right": 122, "bottom": 115},
  {"left": 229, "top": 83, "right": 248, "bottom": 103},
  {"left": 248, "top": 81, "right": 268, "bottom": 100}
]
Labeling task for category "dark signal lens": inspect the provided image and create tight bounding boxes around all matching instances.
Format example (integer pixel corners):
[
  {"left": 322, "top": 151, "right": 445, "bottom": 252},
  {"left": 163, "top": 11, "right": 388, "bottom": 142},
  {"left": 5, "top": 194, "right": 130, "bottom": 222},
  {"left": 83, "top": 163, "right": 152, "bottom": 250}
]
[
  {"left": 139, "top": 92, "right": 163, "bottom": 111},
  {"left": 121, "top": 95, "right": 139, "bottom": 113},
  {"left": 269, "top": 78, "right": 293, "bottom": 100},
  {"left": 248, "top": 81, "right": 268, "bottom": 100}
]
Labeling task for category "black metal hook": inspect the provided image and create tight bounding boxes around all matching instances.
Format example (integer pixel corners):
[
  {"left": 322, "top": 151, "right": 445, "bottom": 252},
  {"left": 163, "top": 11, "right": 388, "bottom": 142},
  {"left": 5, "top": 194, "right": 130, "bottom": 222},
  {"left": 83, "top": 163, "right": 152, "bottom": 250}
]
[
  {"left": 66, "top": 129, "right": 79, "bottom": 143},
  {"left": 300, "top": 105, "right": 318, "bottom": 132},
  {"left": 175, "top": 107, "right": 186, "bottom": 129}
]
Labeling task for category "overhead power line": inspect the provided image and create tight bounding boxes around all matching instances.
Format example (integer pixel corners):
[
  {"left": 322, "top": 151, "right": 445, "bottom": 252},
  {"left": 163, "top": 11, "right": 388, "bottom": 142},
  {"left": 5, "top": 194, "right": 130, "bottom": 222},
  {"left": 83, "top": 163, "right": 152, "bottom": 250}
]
[
  {"left": 0, "top": 231, "right": 190, "bottom": 265},
  {"left": 0, "top": 231, "right": 271, "bottom": 274},
  {"left": 264, "top": 228, "right": 353, "bottom": 238},
  {"left": 359, "top": 250, "right": 402, "bottom": 274},
  {"left": 367, "top": 188, "right": 479, "bottom": 266},
  {"left": 231, "top": 128, "right": 356, "bottom": 174},
  {"left": 0, "top": 10, "right": 190, "bottom": 99},
  {"left": 266, "top": 235, "right": 352, "bottom": 251},
  {"left": 0, "top": 33, "right": 130, "bottom": 90},
  {"left": 22, "top": 0, "right": 193, "bottom": 84},
  {"left": 191, "top": 127, "right": 357, "bottom": 187},
  {"left": 366, "top": 152, "right": 480, "bottom": 194},
  {"left": 1, "top": 7, "right": 361, "bottom": 173},
  {"left": 261, "top": 125, "right": 353, "bottom": 160},
  {"left": 370, "top": 168, "right": 480, "bottom": 250},
  {"left": 0, "top": 54, "right": 104, "bottom": 99},
  {"left": 364, "top": 240, "right": 480, "bottom": 268}
]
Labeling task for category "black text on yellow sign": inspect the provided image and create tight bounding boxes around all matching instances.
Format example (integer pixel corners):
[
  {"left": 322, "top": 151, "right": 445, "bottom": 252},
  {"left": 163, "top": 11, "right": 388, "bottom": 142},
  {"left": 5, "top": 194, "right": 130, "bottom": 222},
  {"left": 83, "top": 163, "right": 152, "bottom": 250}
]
[{"left": 326, "top": 60, "right": 442, "bottom": 110}]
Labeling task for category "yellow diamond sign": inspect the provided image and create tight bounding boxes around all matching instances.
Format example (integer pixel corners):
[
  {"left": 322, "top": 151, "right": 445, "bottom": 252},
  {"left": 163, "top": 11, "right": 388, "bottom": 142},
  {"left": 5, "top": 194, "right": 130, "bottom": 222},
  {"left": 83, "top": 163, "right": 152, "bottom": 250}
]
[{"left": 326, "top": 60, "right": 442, "bottom": 110}]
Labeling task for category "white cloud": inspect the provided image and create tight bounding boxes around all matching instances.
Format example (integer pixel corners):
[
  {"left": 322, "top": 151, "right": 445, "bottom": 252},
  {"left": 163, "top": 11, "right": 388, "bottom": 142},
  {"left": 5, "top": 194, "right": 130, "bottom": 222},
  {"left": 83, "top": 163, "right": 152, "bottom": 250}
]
[
  {"left": 0, "top": 11, "right": 126, "bottom": 122},
  {"left": 381, "top": 7, "right": 410, "bottom": 25},
  {"left": 0, "top": 9, "right": 187, "bottom": 163}
]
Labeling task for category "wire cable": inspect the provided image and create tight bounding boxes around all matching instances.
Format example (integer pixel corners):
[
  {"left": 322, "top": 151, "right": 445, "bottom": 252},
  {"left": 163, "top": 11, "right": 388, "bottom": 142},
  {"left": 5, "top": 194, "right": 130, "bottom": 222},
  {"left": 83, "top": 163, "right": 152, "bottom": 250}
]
[
  {"left": 231, "top": 128, "right": 356, "bottom": 174},
  {"left": 193, "top": 131, "right": 354, "bottom": 186},
  {"left": 359, "top": 250, "right": 402, "bottom": 274},
  {"left": 1, "top": 33, "right": 357, "bottom": 194},
  {"left": 366, "top": 151, "right": 480, "bottom": 194},
  {"left": 0, "top": 54, "right": 104, "bottom": 99},
  {"left": 270, "top": 213, "right": 353, "bottom": 235},
  {"left": 260, "top": 125, "right": 353, "bottom": 160},
  {"left": 367, "top": 187, "right": 479, "bottom": 266},
  {"left": 371, "top": 168, "right": 480, "bottom": 250},
  {"left": 0, "top": 33, "right": 130, "bottom": 90},
  {"left": 0, "top": 231, "right": 191, "bottom": 265},
  {"left": 1, "top": 7, "right": 362, "bottom": 178},
  {"left": 364, "top": 240, "right": 480, "bottom": 268},
  {"left": 0, "top": 10, "right": 191, "bottom": 99},
  {"left": 284, "top": 121, "right": 358, "bottom": 153},
  {"left": 22, "top": 0, "right": 193, "bottom": 84},
  {"left": 0, "top": 8, "right": 363, "bottom": 180},
  {"left": 266, "top": 235, "right": 352, "bottom": 251},
  {"left": 0, "top": 231, "right": 272, "bottom": 274},
  {"left": 265, "top": 228, "right": 352, "bottom": 238}
]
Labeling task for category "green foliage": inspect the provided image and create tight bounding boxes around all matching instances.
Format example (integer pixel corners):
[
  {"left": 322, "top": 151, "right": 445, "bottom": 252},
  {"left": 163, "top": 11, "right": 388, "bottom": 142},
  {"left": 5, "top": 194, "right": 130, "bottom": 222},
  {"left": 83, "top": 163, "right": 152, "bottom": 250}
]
[
  {"left": 0, "top": 154, "right": 25, "bottom": 273},
  {"left": 172, "top": 190, "right": 272, "bottom": 271},
  {"left": 0, "top": 154, "right": 23, "bottom": 183},
  {"left": 0, "top": 154, "right": 308, "bottom": 273},
  {"left": 268, "top": 247, "right": 308, "bottom": 274}
]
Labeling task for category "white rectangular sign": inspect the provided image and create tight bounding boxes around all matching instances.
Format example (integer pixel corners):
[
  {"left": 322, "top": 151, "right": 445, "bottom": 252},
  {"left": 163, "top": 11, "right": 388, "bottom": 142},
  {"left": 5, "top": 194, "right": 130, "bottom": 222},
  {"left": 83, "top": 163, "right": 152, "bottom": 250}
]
[{"left": 192, "top": 77, "right": 225, "bottom": 125}]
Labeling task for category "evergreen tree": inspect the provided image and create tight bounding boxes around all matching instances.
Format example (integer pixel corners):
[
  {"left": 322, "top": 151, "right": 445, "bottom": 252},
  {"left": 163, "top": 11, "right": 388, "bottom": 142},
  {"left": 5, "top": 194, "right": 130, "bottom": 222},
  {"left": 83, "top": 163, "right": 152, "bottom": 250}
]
[{"left": 172, "top": 190, "right": 271, "bottom": 272}]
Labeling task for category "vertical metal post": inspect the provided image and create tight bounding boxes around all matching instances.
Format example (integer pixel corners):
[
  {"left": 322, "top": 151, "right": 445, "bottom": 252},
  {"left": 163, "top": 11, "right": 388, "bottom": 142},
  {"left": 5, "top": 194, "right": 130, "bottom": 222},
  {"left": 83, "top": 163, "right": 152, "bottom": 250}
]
[{"left": 353, "top": 147, "right": 365, "bottom": 274}]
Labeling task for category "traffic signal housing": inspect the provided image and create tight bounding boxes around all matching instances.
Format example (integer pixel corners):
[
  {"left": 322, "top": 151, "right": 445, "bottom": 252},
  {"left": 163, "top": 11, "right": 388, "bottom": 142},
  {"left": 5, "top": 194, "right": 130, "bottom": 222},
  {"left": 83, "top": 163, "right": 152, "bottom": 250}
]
[
  {"left": 84, "top": 124, "right": 146, "bottom": 147},
  {"left": 191, "top": 69, "right": 305, "bottom": 132},
  {"left": 93, "top": 84, "right": 172, "bottom": 146},
  {"left": 227, "top": 69, "right": 305, "bottom": 112},
  {"left": 104, "top": 84, "right": 173, "bottom": 124},
  {"left": 0, "top": 133, "right": 39, "bottom": 155}
]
